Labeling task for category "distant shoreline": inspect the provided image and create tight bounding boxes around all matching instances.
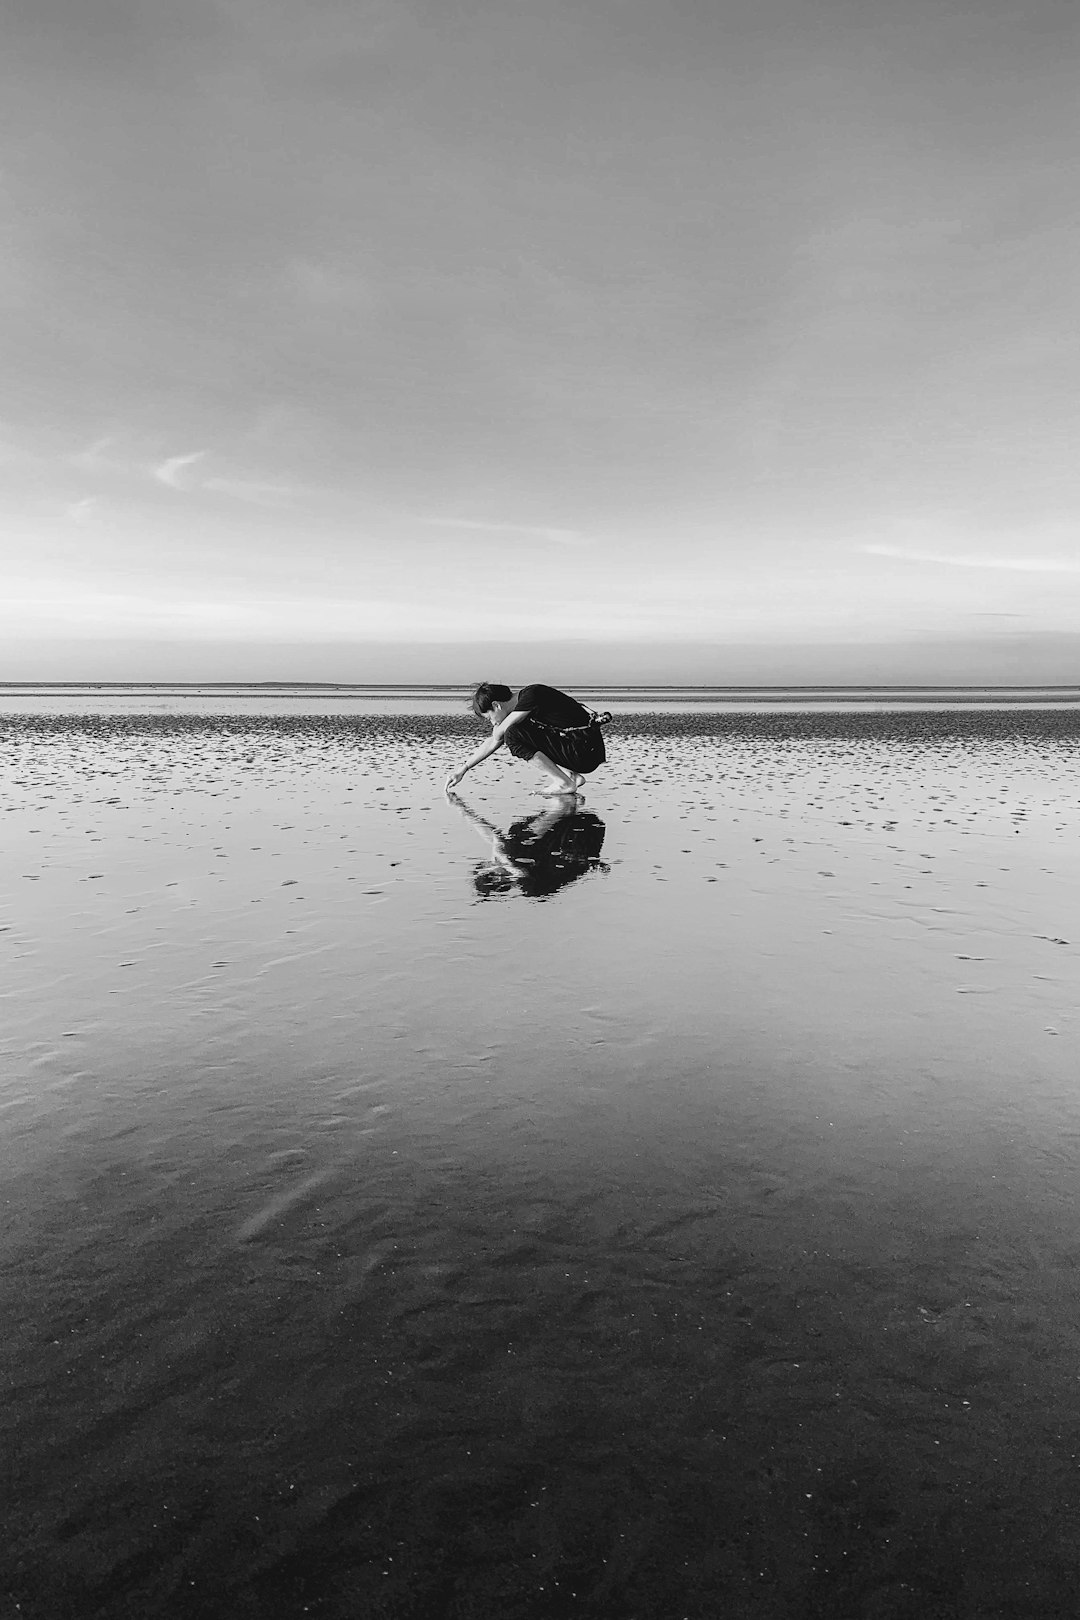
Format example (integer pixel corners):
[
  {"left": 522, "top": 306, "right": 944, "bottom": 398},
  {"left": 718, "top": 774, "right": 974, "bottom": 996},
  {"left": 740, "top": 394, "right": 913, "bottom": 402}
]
[
  {"left": 3, "top": 683, "right": 1079, "bottom": 693},
  {"left": 3, "top": 682, "right": 1079, "bottom": 705}
]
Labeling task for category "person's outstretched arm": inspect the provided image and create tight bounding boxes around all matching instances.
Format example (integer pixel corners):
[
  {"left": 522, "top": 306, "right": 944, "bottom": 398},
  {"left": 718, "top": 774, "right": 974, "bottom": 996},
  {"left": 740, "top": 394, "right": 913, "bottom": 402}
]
[{"left": 445, "top": 710, "right": 527, "bottom": 790}]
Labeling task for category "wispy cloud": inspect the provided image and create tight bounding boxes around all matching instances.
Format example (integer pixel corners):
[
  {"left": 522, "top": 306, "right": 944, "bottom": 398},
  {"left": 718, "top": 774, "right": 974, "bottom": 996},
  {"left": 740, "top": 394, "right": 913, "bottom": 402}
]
[
  {"left": 863, "top": 544, "right": 1080, "bottom": 574},
  {"left": 154, "top": 451, "right": 206, "bottom": 489},
  {"left": 71, "top": 436, "right": 124, "bottom": 475},
  {"left": 70, "top": 438, "right": 308, "bottom": 503},
  {"left": 203, "top": 476, "right": 306, "bottom": 504},
  {"left": 65, "top": 497, "right": 99, "bottom": 524},
  {"left": 424, "top": 517, "right": 585, "bottom": 547}
]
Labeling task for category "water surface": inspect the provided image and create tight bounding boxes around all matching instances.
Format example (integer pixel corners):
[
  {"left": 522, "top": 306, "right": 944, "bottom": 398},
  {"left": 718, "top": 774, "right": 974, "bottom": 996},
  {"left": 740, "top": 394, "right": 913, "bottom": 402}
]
[{"left": 2, "top": 710, "right": 1079, "bottom": 1617}]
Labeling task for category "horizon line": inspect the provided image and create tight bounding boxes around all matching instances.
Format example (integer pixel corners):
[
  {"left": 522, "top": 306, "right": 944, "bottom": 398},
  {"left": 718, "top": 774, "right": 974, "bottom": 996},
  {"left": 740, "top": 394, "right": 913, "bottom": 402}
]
[{"left": 4, "top": 682, "right": 1080, "bottom": 693}]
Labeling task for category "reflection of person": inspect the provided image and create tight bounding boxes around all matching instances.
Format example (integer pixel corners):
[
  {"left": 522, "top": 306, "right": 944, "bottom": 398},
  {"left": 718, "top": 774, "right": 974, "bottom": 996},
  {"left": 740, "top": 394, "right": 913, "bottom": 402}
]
[
  {"left": 444, "top": 683, "right": 610, "bottom": 796},
  {"left": 448, "top": 792, "right": 609, "bottom": 900}
]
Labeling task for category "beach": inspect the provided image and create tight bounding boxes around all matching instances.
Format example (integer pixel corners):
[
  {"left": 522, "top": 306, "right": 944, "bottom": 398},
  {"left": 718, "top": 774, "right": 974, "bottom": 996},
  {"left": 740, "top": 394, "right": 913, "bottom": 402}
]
[{"left": 3, "top": 699, "right": 1079, "bottom": 1617}]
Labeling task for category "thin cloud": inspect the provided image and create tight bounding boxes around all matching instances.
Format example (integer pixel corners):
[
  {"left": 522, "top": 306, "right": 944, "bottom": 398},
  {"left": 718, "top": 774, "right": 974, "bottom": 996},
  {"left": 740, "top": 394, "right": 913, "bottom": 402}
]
[
  {"left": 72, "top": 439, "right": 312, "bottom": 503},
  {"left": 204, "top": 476, "right": 306, "bottom": 504},
  {"left": 154, "top": 451, "right": 206, "bottom": 489},
  {"left": 65, "top": 497, "right": 99, "bottom": 524},
  {"left": 424, "top": 517, "right": 585, "bottom": 547},
  {"left": 863, "top": 544, "right": 1080, "bottom": 574},
  {"left": 71, "top": 436, "right": 124, "bottom": 475}
]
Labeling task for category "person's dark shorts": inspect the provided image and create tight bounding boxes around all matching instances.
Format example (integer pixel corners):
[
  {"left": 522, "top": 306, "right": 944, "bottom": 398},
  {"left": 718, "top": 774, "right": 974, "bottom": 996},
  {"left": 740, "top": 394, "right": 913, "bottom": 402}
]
[{"left": 506, "top": 717, "right": 606, "bottom": 773}]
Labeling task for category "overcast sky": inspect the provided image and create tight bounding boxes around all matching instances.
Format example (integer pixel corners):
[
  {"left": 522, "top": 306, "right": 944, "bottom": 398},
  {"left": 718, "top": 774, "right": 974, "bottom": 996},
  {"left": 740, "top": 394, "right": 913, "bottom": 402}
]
[{"left": 3, "top": 0, "right": 1079, "bottom": 682}]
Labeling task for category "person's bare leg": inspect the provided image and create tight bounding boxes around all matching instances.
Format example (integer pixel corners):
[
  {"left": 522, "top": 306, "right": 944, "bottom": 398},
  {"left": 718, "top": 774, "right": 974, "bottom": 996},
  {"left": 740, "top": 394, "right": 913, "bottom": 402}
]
[{"left": 531, "top": 751, "right": 577, "bottom": 794}]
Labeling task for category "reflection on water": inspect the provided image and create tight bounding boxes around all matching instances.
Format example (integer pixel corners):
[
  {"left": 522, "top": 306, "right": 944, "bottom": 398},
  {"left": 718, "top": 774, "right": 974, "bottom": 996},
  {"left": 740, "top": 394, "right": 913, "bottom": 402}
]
[
  {"left": 450, "top": 791, "right": 610, "bottom": 900},
  {"left": 2, "top": 711, "right": 1080, "bottom": 1617}
]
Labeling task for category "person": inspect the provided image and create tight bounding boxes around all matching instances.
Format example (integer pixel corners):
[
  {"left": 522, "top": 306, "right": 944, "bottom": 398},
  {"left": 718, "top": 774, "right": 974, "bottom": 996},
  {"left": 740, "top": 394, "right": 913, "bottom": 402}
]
[{"left": 444, "top": 682, "right": 609, "bottom": 796}]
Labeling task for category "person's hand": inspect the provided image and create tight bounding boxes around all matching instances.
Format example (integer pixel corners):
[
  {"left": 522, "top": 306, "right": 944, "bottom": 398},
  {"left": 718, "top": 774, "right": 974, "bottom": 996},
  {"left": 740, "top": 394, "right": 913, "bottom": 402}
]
[{"left": 444, "top": 768, "right": 466, "bottom": 792}]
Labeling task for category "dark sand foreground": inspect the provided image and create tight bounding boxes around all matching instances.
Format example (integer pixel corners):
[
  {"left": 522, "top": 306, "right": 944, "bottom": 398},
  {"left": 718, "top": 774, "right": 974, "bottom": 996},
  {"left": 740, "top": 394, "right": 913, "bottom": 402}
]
[{"left": 2, "top": 710, "right": 1079, "bottom": 1618}]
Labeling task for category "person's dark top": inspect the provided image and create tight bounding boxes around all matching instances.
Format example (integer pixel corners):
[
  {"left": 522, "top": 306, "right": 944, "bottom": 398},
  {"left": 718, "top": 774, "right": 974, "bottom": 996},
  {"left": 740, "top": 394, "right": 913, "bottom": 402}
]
[{"left": 513, "top": 684, "right": 591, "bottom": 727}]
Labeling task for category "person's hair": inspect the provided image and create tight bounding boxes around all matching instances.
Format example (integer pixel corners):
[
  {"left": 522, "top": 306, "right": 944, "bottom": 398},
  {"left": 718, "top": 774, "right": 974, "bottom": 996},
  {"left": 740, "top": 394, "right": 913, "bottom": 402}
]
[
  {"left": 470, "top": 682, "right": 512, "bottom": 718},
  {"left": 471, "top": 862, "right": 517, "bottom": 898}
]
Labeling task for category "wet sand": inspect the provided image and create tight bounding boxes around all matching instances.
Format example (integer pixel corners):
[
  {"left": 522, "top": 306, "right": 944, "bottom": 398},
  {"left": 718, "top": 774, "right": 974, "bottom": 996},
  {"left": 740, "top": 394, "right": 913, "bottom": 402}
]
[{"left": 2, "top": 709, "right": 1079, "bottom": 1618}]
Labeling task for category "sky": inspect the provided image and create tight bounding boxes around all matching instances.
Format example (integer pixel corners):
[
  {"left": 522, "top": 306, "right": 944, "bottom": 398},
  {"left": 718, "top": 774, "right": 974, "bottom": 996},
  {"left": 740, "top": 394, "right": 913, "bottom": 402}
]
[{"left": 3, "top": 0, "right": 1080, "bottom": 683}]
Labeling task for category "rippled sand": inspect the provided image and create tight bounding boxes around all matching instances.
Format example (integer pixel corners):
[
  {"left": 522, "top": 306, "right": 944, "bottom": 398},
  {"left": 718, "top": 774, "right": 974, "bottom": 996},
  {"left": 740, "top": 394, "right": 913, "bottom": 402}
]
[{"left": 2, "top": 711, "right": 1079, "bottom": 1617}]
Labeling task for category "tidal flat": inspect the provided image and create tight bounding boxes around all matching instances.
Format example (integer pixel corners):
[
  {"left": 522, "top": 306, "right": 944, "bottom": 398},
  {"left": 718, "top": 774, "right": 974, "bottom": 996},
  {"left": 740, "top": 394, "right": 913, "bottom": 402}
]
[{"left": 2, "top": 709, "right": 1079, "bottom": 1618}]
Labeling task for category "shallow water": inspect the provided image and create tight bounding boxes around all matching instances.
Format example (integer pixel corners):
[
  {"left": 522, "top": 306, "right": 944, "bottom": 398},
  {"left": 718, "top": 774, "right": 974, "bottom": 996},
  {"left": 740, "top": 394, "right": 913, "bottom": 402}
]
[
  {"left": 2, "top": 711, "right": 1079, "bottom": 1618},
  {"left": 2, "top": 682, "right": 1079, "bottom": 718}
]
